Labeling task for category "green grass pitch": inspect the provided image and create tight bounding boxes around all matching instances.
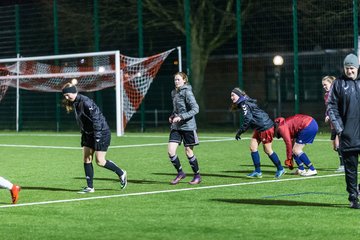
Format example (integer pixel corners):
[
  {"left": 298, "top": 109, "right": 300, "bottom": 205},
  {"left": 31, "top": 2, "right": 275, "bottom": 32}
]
[{"left": 0, "top": 131, "right": 359, "bottom": 239}]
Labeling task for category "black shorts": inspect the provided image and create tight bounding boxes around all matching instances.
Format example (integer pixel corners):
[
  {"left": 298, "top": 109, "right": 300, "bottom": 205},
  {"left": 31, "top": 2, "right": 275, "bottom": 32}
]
[
  {"left": 169, "top": 129, "right": 199, "bottom": 147},
  {"left": 330, "top": 129, "right": 337, "bottom": 140},
  {"left": 81, "top": 130, "right": 111, "bottom": 151}
]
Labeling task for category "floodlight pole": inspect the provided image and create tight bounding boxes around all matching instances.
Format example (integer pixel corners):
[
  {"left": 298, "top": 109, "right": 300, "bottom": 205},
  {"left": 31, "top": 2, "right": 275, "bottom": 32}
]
[
  {"left": 273, "top": 55, "right": 284, "bottom": 117},
  {"left": 177, "top": 46, "right": 182, "bottom": 72}
]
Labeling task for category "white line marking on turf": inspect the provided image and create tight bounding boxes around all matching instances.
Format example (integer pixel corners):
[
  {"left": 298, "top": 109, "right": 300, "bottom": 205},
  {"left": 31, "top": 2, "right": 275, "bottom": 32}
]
[
  {"left": 0, "top": 137, "right": 332, "bottom": 150},
  {"left": 0, "top": 173, "right": 343, "bottom": 209},
  {"left": 0, "top": 138, "right": 235, "bottom": 150}
]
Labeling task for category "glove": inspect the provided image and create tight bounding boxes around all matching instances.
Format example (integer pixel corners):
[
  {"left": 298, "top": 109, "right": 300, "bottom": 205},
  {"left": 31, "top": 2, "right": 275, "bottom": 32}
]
[
  {"left": 284, "top": 159, "right": 294, "bottom": 170},
  {"left": 235, "top": 129, "right": 242, "bottom": 141}
]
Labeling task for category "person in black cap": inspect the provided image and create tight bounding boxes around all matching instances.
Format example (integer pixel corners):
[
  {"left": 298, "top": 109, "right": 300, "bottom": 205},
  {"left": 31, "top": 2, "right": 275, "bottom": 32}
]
[
  {"left": 230, "top": 87, "right": 285, "bottom": 179},
  {"left": 62, "top": 79, "right": 127, "bottom": 193},
  {"left": 327, "top": 53, "right": 360, "bottom": 209}
]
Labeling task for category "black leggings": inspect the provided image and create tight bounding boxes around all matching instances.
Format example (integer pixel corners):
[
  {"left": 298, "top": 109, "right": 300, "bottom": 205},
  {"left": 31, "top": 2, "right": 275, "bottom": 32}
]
[{"left": 341, "top": 151, "right": 359, "bottom": 202}]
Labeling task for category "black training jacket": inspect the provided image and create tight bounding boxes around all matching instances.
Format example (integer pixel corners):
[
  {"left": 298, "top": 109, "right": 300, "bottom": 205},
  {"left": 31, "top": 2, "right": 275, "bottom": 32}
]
[
  {"left": 327, "top": 74, "right": 360, "bottom": 152},
  {"left": 237, "top": 97, "right": 274, "bottom": 134},
  {"left": 72, "top": 94, "right": 110, "bottom": 139}
]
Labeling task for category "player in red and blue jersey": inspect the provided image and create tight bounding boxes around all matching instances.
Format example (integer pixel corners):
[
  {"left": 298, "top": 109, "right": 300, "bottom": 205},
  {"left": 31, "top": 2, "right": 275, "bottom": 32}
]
[{"left": 274, "top": 114, "right": 318, "bottom": 176}]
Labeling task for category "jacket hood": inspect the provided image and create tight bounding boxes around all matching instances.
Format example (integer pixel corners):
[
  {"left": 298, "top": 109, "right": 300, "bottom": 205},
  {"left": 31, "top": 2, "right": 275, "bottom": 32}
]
[
  {"left": 274, "top": 117, "right": 285, "bottom": 126},
  {"left": 177, "top": 84, "right": 192, "bottom": 92}
]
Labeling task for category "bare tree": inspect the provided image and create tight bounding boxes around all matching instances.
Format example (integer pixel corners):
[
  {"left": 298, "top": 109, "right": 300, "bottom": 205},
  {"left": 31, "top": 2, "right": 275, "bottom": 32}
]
[
  {"left": 39, "top": 0, "right": 260, "bottom": 120},
  {"left": 140, "top": 0, "right": 258, "bottom": 120}
]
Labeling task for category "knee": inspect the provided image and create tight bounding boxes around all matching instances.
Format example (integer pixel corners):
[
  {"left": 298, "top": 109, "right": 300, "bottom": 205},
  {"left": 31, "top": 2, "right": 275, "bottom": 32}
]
[
  {"left": 264, "top": 149, "right": 273, "bottom": 156},
  {"left": 185, "top": 148, "right": 193, "bottom": 157},
  {"left": 95, "top": 158, "right": 106, "bottom": 167},
  {"left": 292, "top": 149, "right": 302, "bottom": 156},
  {"left": 250, "top": 146, "right": 258, "bottom": 152},
  {"left": 83, "top": 157, "right": 92, "bottom": 164}
]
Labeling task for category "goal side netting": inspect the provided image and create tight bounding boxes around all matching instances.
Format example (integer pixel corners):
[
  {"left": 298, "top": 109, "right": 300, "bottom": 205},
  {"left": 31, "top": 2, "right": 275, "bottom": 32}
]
[{"left": 0, "top": 48, "right": 176, "bottom": 135}]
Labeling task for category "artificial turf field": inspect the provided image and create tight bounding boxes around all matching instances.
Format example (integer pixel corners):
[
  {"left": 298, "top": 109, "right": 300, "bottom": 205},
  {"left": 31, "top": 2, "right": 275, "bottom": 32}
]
[{"left": 0, "top": 131, "right": 359, "bottom": 239}]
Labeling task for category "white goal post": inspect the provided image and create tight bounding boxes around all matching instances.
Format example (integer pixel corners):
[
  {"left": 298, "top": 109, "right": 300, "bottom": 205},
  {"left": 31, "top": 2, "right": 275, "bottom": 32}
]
[{"left": 0, "top": 48, "right": 181, "bottom": 136}]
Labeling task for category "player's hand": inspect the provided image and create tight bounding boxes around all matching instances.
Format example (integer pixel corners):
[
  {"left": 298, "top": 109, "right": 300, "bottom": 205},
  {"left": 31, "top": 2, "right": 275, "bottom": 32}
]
[
  {"left": 325, "top": 116, "right": 329, "bottom": 123},
  {"left": 284, "top": 159, "right": 294, "bottom": 170},
  {"left": 235, "top": 130, "right": 242, "bottom": 141},
  {"left": 172, "top": 116, "right": 182, "bottom": 123}
]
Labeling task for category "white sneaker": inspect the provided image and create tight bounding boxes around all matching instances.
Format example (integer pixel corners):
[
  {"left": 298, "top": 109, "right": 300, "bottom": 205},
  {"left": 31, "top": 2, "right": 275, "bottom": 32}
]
[
  {"left": 77, "top": 187, "right": 95, "bottom": 194},
  {"left": 292, "top": 169, "right": 306, "bottom": 175},
  {"left": 300, "top": 169, "right": 318, "bottom": 177},
  {"left": 335, "top": 165, "right": 345, "bottom": 173},
  {"left": 120, "top": 170, "right": 127, "bottom": 189}
]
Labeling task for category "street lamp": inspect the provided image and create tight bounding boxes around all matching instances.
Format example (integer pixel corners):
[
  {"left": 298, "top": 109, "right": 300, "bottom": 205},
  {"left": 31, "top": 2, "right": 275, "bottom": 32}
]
[{"left": 273, "top": 55, "right": 284, "bottom": 117}]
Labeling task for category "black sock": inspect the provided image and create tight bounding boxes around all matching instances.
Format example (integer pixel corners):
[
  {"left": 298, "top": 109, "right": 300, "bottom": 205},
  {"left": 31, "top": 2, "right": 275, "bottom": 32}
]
[
  {"left": 84, "top": 163, "right": 94, "bottom": 188},
  {"left": 169, "top": 155, "right": 182, "bottom": 173},
  {"left": 104, "top": 160, "right": 124, "bottom": 177},
  {"left": 188, "top": 155, "right": 199, "bottom": 174}
]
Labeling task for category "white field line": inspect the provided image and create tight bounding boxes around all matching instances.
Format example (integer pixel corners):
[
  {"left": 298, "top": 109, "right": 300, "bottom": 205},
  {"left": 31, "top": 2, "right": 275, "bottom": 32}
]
[
  {"left": 0, "top": 137, "right": 331, "bottom": 150},
  {"left": 0, "top": 138, "right": 234, "bottom": 150},
  {"left": 0, "top": 173, "right": 343, "bottom": 209},
  {"left": 0, "top": 133, "right": 230, "bottom": 139}
]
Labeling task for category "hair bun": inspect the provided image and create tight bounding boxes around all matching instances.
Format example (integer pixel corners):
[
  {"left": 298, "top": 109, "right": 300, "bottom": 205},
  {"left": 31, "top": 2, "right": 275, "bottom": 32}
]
[{"left": 71, "top": 78, "right": 78, "bottom": 85}]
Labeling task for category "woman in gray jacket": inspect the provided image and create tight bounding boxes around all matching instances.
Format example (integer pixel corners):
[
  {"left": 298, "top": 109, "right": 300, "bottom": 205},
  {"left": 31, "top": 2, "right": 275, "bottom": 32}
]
[{"left": 168, "top": 72, "right": 201, "bottom": 185}]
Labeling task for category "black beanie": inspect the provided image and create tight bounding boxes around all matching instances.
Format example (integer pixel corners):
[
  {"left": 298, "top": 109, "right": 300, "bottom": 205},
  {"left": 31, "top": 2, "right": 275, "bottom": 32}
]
[
  {"left": 232, "top": 88, "right": 243, "bottom": 97},
  {"left": 62, "top": 86, "right": 77, "bottom": 94}
]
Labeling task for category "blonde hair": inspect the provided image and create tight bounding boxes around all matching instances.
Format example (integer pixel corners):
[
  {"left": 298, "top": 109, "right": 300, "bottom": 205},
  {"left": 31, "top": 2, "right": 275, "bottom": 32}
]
[
  {"left": 174, "top": 72, "right": 189, "bottom": 84},
  {"left": 322, "top": 75, "right": 336, "bottom": 84},
  {"left": 62, "top": 79, "right": 78, "bottom": 113}
]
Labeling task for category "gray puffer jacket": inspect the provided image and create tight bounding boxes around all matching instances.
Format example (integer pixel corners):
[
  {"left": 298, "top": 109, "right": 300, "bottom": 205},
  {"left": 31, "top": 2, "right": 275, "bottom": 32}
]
[{"left": 170, "top": 84, "right": 199, "bottom": 131}]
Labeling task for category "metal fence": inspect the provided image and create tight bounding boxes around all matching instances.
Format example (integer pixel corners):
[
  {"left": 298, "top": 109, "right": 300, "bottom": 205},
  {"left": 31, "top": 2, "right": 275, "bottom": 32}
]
[{"left": 0, "top": 0, "right": 358, "bottom": 132}]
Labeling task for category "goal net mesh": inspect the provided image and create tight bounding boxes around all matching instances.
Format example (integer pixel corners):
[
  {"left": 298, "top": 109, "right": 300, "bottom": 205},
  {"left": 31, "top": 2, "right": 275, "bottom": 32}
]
[{"left": 0, "top": 48, "right": 175, "bottom": 128}]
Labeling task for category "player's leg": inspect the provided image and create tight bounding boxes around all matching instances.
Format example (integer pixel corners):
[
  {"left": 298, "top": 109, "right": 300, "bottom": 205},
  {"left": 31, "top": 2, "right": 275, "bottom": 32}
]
[
  {"left": 294, "top": 119, "right": 318, "bottom": 176},
  {"left": 263, "top": 142, "right": 285, "bottom": 178},
  {"left": 247, "top": 136, "right": 262, "bottom": 178},
  {"left": 94, "top": 130, "right": 127, "bottom": 189},
  {"left": 341, "top": 151, "right": 360, "bottom": 209},
  {"left": 78, "top": 146, "right": 96, "bottom": 193},
  {"left": 183, "top": 130, "right": 201, "bottom": 184},
  {"left": 262, "top": 127, "right": 285, "bottom": 178},
  {"left": 95, "top": 150, "right": 127, "bottom": 189},
  {"left": 293, "top": 143, "right": 317, "bottom": 176},
  {"left": 168, "top": 130, "right": 185, "bottom": 184},
  {"left": 0, "top": 176, "right": 20, "bottom": 204}
]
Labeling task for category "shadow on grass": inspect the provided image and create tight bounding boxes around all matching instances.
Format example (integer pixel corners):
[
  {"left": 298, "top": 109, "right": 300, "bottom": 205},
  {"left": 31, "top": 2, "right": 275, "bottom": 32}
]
[
  {"left": 20, "top": 186, "right": 80, "bottom": 192},
  {"left": 211, "top": 198, "right": 347, "bottom": 208},
  {"left": 73, "top": 177, "right": 167, "bottom": 185},
  {"left": 222, "top": 170, "right": 278, "bottom": 175},
  {"left": 153, "top": 172, "right": 249, "bottom": 179}
]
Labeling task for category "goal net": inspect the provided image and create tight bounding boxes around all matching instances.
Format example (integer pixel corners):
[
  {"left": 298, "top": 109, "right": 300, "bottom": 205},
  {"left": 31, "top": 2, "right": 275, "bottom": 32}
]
[{"left": 0, "top": 48, "right": 177, "bottom": 135}]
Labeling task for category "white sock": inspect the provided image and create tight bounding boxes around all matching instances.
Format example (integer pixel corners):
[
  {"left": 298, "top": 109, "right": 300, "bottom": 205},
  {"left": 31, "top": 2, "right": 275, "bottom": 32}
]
[{"left": 0, "top": 176, "right": 13, "bottom": 190}]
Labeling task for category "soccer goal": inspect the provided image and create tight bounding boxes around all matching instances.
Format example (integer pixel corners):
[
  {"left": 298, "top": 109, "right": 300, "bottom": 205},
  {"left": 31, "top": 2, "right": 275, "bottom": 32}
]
[{"left": 0, "top": 47, "right": 181, "bottom": 136}]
